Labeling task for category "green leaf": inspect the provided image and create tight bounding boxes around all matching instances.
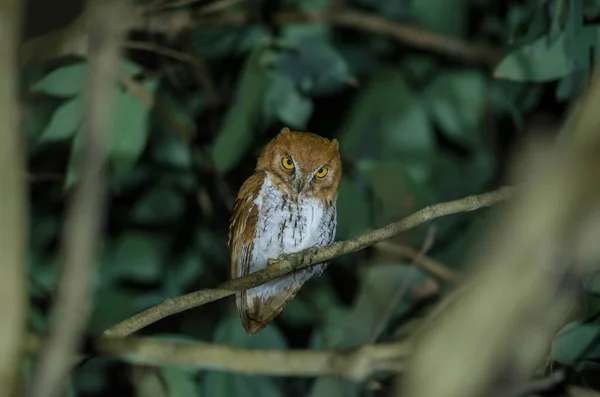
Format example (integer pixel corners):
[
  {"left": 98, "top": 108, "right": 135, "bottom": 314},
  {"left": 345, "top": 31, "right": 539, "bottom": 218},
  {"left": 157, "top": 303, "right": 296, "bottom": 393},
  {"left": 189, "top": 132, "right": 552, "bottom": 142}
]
[
  {"left": 549, "top": 0, "right": 567, "bottom": 42},
  {"left": 110, "top": 78, "right": 159, "bottom": 179},
  {"left": 211, "top": 44, "right": 271, "bottom": 174},
  {"left": 275, "top": 38, "right": 354, "bottom": 96},
  {"left": 24, "top": 99, "right": 59, "bottom": 148},
  {"left": 489, "top": 80, "right": 525, "bottom": 131},
  {"left": 31, "top": 59, "right": 144, "bottom": 98},
  {"left": 339, "top": 69, "right": 435, "bottom": 184},
  {"left": 494, "top": 26, "right": 600, "bottom": 82},
  {"left": 280, "top": 295, "right": 318, "bottom": 326},
  {"left": 110, "top": 232, "right": 165, "bottom": 283},
  {"left": 552, "top": 318, "right": 600, "bottom": 367},
  {"left": 264, "top": 73, "right": 313, "bottom": 129},
  {"left": 121, "top": 58, "right": 144, "bottom": 77},
  {"left": 150, "top": 130, "right": 192, "bottom": 169},
  {"left": 495, "top": 37, "right": 569, "bottom": 82},
  {"left": 164, "top": 252, "right": 204, "bottom": 296},
  {"left": 400, "top": 54, "right": 438, "bottom": 82},
  {"left": 214, "top": 309, "right": 288, "bottom": 349},
  {"left": 32, "top": 63, "right": 89, "bottom": 97},
  {"left": 64, "top": 77, "right": 156, "bottom": 189},
  {"left": 356, "top": 159, "right": 431, "bottom": 226},
  {"left": 161, "top": 367, "right": 201, "bottom": 397},
  {"left": 131, "top": 188, "right": 185, "bottom": 224},
  {"left": 564, "top": 0, "right": 585, "bottom": 67},
  {"left": 135, "top": 368, "right": 168, "bottom": 397},
  {"left": 37, "top": 96, "right": 83, "bottom": 144},
  {"left": 424, "top": 70, "right": 487, "bottom": 149}
]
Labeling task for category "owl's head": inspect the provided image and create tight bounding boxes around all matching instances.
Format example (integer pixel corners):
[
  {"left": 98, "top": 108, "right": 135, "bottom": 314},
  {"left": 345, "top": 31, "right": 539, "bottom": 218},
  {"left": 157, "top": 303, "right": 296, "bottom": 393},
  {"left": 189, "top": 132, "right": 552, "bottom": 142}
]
[{"left": 256, "top": 127, "right": 342, "bottom": 199}]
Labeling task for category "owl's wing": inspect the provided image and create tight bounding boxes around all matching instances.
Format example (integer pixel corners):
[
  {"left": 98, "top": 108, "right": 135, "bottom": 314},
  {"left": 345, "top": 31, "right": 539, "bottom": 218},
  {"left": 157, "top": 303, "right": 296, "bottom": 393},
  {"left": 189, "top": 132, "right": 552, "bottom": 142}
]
[{"left": 228, "top": 171, "right": 265, "bottom": 332}]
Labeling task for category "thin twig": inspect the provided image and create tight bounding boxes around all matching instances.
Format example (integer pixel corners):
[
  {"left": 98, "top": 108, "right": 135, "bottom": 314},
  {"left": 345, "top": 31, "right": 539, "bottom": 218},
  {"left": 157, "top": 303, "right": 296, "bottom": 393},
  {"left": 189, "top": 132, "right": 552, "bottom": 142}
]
[
  {"left": 148, "top": 0, "right": 245, "bottom": 14},
  {"left": 117, "top": 70, "right": 196, "bottom": 141},
  {"left": 0, "top": 0, "right": 28, "bottom": 395},
  {"left": 374, "top": 240, "right": 461, "bottom": 284},
  {"left": 125, "top": 40, "right": 221, "bottom": 106},
  {"left": 28, "top": 2, "right": 128, "bottom": 397},
  {"left": 25, "top": 333, "right": 408, "bottom": 382},
  {"left": 103, "top": 187, "right": 512, "bottom": 338},
  {"left": 370, "top": 227, "right": 437, "bottom": 343},
  {"left": 190, "top": 10, "right": 503, "bottom": 65},
  {"left": 22, "top": 8, "right": 502, "bottom": 67}
]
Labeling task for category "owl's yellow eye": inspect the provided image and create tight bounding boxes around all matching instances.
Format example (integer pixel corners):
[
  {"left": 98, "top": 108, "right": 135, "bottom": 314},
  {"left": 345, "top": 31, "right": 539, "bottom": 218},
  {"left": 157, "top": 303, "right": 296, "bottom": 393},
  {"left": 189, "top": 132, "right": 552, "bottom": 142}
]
[
  {"left": 281, "top": 157, "right": 295, "bottom": 170},
  {"left": 315, "top": 167, "right": 328, "bottom": 178}
]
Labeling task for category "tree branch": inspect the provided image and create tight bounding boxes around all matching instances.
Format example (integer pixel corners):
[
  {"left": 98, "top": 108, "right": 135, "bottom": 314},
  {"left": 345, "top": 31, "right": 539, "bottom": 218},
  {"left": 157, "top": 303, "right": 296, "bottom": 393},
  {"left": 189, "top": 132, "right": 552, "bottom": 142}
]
[
  {"left": 22, "top": 8, "right": 502, "bottom": 67},
  {"left": 0, "top": 0, "right": 28, "bottom": 395},
  {"left": 124, "top": 40, "right": 222, "bottom": 107},
  {"left": 26, "top": 333, "right": 408, "bottom": 382},
  {"left": 103, "top": 187, "right": 512, "bottom": 338},
  {"left": 374, "top": 240, "right": 461, "bottom": 284},
  {"left": 28, "top": 2, "right": 129, "bottom": 396}
]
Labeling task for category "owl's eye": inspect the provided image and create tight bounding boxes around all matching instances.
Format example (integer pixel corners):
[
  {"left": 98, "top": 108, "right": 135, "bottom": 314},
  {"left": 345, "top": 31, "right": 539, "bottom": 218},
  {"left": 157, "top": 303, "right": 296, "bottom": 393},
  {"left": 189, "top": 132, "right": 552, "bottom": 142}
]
[
  {"left": 281, "top": 157, "right": 295, "bottom": 170},
  {"left": 315, "top": 167, "right": 328, "bottom": 178}
]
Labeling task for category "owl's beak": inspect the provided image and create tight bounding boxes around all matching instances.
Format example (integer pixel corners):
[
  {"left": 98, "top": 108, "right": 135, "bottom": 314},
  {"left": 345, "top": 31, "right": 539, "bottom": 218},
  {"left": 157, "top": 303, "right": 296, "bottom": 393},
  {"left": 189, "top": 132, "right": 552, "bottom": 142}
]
[{"left": 292, "top": 178, "right": 305, "bottom": 194}]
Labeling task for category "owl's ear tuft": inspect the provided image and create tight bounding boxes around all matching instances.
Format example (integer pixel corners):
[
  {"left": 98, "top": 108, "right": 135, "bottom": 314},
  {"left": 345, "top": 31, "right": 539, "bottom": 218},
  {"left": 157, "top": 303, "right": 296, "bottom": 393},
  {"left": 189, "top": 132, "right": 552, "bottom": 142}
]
[
  {"left": 330, "top": 138, "right": 339, "bottom": 151},
  {"left": 280, "top": 127, "right": 292, "bottom": 135}
]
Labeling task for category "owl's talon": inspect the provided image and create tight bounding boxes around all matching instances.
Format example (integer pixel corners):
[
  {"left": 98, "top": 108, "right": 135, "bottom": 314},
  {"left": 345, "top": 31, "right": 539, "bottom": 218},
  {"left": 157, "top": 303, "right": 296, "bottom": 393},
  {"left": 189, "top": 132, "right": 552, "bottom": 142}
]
[
  {"left": 303, "top": 247, "right": 319, "bottom": 267},
  {"left": 311, "top": 247, "right": 319, "bottom": 258},
  {"left": 267, "top": 254, "right": 286, "bottom": 266}
]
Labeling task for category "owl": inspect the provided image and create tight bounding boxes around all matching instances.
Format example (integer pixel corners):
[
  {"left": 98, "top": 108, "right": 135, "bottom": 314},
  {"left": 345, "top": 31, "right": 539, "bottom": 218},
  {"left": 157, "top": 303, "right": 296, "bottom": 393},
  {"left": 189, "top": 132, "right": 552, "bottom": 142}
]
[{"left": 228, "top": 127, "right": 342, "bottom": 334}]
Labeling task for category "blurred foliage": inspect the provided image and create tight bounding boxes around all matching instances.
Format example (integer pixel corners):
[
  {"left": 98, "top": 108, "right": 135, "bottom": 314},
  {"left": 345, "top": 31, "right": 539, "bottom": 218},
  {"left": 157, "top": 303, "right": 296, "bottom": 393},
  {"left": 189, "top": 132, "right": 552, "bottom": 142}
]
[{"left": 22, "top": 0, "right": 600, "bottom": 395}]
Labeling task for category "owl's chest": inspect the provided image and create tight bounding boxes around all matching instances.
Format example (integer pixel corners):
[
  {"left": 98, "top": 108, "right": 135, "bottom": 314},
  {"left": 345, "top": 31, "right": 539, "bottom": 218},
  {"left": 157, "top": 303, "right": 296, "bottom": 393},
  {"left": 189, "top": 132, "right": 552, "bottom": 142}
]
[
  {"left": 251, "top": 186, "right": 331, "bottom": 260},
  {"left": 255, "top": 195, "right": 325, "bottom": 252}
]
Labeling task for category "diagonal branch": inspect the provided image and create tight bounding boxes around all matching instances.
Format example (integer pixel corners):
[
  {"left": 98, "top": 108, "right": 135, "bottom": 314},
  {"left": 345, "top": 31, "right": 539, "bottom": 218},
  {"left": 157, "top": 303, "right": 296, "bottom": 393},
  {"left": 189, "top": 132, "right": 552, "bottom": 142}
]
[{"left": 103, "top": 186, "right": 512, "bottom": 338}]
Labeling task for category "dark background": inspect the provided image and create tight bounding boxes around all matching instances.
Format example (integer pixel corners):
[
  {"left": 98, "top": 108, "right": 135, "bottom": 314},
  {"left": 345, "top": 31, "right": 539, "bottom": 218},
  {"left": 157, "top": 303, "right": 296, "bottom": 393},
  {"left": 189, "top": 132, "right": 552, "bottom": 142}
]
[{"left": 21, "top": 0, "right": 596, "bottom": 396}]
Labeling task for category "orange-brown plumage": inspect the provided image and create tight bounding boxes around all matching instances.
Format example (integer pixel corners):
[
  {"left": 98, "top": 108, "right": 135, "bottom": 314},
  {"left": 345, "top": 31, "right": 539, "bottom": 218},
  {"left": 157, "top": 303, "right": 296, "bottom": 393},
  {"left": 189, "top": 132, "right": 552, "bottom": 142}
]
[{"left": 228, "top": 127, "right": 342, "bottom": 334}]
